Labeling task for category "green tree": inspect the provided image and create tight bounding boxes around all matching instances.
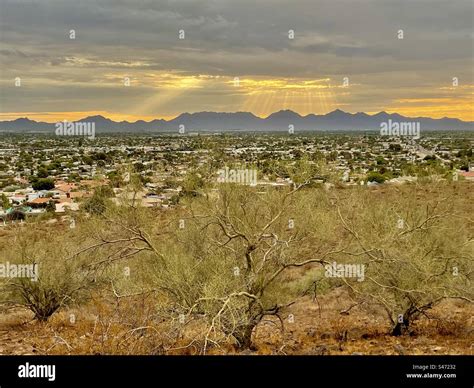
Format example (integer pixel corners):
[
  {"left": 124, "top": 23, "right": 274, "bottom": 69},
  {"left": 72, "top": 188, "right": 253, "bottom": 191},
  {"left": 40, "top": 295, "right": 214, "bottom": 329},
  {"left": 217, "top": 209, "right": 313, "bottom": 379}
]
[
  {"left": 37, "top": 168, "right": 49, "bottom": 178},
  {"left": 367, "top": 172, "right": 386, "bottom": 184},
  {"left": 45, "top": 200, "right": 56, "bottom": 213},
  {"left": 0, "top": 194, "right": 10, "bottom": 210},
  {"left": 181, "top": 171, "right": 204, "bottom": 197},
  {"left": 32, "top": 178, "right": 55, "bottom": 191},
  {"left": 83, "top": 194, "right": 107, "bottom": 215}
]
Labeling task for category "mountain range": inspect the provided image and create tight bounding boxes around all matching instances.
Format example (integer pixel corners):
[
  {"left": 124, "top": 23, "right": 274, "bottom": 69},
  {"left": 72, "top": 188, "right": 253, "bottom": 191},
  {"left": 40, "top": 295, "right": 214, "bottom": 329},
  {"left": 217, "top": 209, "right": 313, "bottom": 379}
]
[{"left": 0, "top": 110, "right": 472, "bottom": 133}]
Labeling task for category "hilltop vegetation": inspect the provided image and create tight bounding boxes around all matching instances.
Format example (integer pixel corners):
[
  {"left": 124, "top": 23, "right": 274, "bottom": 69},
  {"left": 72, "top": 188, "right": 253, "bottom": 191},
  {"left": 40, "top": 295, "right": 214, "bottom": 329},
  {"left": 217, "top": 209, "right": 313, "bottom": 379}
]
[{"left": 0, "top": 176, "right": 472, "bottom": 355}]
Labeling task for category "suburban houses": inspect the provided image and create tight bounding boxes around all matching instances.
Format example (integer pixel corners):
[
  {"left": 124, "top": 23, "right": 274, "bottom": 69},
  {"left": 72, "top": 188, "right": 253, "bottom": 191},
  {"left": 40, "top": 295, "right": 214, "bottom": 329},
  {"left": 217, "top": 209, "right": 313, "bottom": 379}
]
[{"left": 0, "top": 133, "right": 472, "bottom": 223}]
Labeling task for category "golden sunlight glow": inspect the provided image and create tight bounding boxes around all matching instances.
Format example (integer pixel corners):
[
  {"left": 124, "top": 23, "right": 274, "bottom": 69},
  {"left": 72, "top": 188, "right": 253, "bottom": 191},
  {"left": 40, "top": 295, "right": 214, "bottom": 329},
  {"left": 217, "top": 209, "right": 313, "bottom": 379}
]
[
  {"left": 238, "top": 77, "right": 338, "bottom": 116},
  {"left": 0, "top": 111, "right": 170, "bottom": 123},
  {"left": 386, "top": 97, "right": 474, "bottom": 121},
  {"left": 2, "top": 73, "right": 473, "bottom": 121}
]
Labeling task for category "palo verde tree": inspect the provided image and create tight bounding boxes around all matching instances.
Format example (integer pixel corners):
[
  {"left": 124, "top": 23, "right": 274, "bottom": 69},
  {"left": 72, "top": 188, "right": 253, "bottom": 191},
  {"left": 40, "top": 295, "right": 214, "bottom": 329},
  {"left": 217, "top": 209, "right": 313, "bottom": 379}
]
[
  {"left": 334, "top": 183, "right": 473, "bottom": 335},
  {"left": 176, "top": 183, "right": 342, "bottom": 350},
  {"left": 0, "top": 225, "right": 97, "bottom": 321},
  {"left": 83, "top": 176, "right": 342, "bottom": 351}
]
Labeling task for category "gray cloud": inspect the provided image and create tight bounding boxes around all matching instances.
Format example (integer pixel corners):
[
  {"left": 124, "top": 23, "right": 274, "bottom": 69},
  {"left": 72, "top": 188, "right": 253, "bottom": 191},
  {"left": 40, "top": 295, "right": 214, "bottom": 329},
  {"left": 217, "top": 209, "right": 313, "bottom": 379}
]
[{"left": 0, "top": 0, "right": 472, "bottom": 117}]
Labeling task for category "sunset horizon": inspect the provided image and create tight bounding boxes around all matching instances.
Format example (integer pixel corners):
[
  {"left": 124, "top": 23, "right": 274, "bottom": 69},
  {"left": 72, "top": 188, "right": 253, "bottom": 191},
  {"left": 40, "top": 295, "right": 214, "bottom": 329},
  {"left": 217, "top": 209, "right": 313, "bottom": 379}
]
[
  {"left": 1, "top": 106, "right": 473, "bottom": 124},
  {"left": 2, "top": 1, "right": 472, "bottom": 124}
]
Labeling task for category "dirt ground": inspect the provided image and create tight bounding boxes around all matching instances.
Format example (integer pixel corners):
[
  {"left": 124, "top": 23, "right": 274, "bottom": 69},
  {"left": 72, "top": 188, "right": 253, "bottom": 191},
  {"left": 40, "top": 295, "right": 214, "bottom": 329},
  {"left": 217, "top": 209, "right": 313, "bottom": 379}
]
[{"left": 1, "top": 287, "right": 472, "bottom": 355}]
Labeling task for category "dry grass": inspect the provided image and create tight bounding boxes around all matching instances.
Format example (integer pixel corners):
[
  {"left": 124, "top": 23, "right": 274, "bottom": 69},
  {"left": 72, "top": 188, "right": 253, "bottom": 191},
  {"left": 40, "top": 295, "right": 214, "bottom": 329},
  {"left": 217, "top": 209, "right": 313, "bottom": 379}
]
[
  {"left": 0, "top": 288, "right": 472, "bottom": 355},
  {"left": 0, "top": 182, "right": 472, "bottom": 355}
]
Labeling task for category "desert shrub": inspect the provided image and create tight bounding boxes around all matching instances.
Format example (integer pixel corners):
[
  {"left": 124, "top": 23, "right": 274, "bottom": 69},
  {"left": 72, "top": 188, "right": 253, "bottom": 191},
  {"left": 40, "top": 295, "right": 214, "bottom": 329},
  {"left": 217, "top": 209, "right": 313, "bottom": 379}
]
[
  {"left": 7, "top": 172, "right": 470, "bottom": 353},
  {"left": 0, "top": 225, "right": 99, "bottom": 321},
  {"left": 334, "top": 184, "right": 473, "bottom": 335},
  {"left": 367, "top": 172, "right": 385, "bottom": 183},
  {"left": 84, "top": 183, "right": 342, "bottom": 351},
  {"left": 83, "top": 194, "right": 108, "bottom": 215}
]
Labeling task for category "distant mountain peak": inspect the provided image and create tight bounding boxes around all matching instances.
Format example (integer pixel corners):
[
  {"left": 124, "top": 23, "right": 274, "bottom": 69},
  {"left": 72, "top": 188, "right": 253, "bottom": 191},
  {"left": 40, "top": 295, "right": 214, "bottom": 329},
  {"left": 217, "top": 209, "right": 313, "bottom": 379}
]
[
  {"left": 80, "top": 115, "right": 111, "bottom": 122},
  {"left": 14, "top": 117, "right": 35, "bottom": 122},
  {"left": 326, "top": 109, "right": 350, "bottom": 117},
  {"left": 267, "top": 109, "right": 302, "bottom": 118},
  {"left": 0, "top": 110, "right": 471, "bottom": 132}
]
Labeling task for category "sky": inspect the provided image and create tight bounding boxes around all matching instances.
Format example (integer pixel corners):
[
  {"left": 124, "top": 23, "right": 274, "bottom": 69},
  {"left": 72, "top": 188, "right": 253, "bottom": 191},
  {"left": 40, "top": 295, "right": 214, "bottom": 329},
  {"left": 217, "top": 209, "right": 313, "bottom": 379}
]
[{"left": 0, "top": 0, "right": 473, "bottom": 122}]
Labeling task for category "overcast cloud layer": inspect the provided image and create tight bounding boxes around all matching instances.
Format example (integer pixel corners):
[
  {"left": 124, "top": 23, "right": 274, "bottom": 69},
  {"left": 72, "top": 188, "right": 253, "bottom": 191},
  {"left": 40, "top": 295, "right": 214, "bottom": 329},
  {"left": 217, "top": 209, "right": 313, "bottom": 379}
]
[{"left": 0, "top": 0, "right": 473, "bottom": 121}]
